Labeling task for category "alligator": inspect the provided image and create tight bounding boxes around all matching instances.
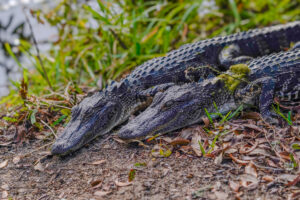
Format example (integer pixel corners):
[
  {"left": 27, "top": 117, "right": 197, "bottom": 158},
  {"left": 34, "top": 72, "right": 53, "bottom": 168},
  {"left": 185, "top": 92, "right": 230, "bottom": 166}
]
[
  {"left": 117, "top": 48, "right": 300, "bottom": 140},
  {"left": 51, "top": 21, "right": 300, "bottom": 155}
]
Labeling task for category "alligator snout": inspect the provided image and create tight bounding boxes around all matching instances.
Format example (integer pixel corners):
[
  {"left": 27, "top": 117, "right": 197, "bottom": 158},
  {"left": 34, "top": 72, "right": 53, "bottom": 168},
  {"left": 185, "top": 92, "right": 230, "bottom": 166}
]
[
  {"left": 51, "top": 140, "right": 69, "bottom": 155},
  {"left": 118, "top": 128, "right": 135, "bottom": 140}
]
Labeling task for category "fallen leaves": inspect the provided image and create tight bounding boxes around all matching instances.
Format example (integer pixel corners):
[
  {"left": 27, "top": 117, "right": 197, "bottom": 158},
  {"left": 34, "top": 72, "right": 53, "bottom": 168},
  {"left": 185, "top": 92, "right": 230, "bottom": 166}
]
[
  {"left": 12, "top": 155, "right": 21, "bottom": 164},
  {"left": 94, "top": 190, "right": 111, "bottom": 197},
  {"left": 286, "top": 174, "right": 300, "bottom": 186},
  {"left": 0, "top": 160, "right": 8, "bottom": 169},
  {"left": 90, "top": 180, "right": 102, "bottom": 187},
  {"left": 89, "top": 159, "right": 106, "bottom": 165},
  {"left": 115, "top": 180, "right": 132, "bottom": 187},
  {"left": 229, "top": 180, "right": 240, "bottom": 192},
  {"left": 1, "top": 190, "right": 8, "bottom": 199},
  {"left": 34, "top": 162, "right": 44, "bottom": 172},
  {"left": 245, "top": 162, "right": 257, "bottom": 178}
]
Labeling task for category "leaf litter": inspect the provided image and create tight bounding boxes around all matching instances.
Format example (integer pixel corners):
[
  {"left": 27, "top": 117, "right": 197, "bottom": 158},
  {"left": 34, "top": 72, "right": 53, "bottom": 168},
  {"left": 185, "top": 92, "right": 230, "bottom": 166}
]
[
  {"left": 1, "top": 99, "right": 300, "bottom": 198},
  {"left": 124, "top": 110, "right": 300, "bottom": 198}
]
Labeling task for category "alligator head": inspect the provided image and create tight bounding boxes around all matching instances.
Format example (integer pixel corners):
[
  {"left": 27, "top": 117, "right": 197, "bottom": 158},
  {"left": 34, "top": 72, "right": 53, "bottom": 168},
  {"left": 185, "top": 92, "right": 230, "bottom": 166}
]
[
  {"left": 51, "top": 91, "right": 124, "bottom": 155},
  {"left": 118, "top": 78, "right": 238, "bottom": 140}
]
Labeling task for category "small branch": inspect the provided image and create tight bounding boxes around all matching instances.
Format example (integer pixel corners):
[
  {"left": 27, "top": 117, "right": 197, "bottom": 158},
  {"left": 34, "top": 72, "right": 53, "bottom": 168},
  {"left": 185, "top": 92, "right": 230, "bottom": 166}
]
[
  {"left": 109, "top": 28, "right": 127, "bottom": 50},
  {"left": 41, "top": 119, "right": 57, "bottom": 139},
  {"left": 23, "top": 8, "right": 53, "bottom": 90}
]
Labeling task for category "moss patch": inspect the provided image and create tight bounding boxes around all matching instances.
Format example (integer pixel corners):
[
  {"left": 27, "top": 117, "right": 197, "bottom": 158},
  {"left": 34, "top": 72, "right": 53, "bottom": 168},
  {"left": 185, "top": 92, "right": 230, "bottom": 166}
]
[
  {"left": 218, "top": 64, "right": 250, "bottom": 92},
  {"left": 229, "top": 64, "right": 251, "bottom": 75}
]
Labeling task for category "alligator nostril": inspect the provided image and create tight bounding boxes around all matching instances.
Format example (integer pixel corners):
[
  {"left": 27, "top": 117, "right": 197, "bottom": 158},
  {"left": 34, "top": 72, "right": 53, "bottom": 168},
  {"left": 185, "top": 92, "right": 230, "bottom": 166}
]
[{"left": 51, "top": 141, "right": 65, "bottom": 155}]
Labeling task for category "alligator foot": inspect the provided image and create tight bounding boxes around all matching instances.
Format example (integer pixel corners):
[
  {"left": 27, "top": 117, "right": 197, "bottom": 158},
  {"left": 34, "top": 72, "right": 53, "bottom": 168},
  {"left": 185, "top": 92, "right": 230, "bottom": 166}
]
[{"left": 237, "top": 77, "right": 279, "bottom": 124}]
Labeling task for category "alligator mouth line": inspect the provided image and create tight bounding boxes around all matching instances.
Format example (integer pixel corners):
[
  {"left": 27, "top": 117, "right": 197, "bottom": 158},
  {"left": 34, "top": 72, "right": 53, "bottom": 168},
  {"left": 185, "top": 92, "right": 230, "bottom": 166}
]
[{"left": 137, "top": 110, "right": 182, "bottom": 139}]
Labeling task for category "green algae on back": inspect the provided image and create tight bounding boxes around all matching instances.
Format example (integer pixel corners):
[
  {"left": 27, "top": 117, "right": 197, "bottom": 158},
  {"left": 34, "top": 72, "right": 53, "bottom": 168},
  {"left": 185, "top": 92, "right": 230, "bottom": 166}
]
[
  {"left": 218, "top": 64, "right": 251, "bottom": 92},
  {"left": 229, "top": 64, "right": 251, "bottom": 75}
]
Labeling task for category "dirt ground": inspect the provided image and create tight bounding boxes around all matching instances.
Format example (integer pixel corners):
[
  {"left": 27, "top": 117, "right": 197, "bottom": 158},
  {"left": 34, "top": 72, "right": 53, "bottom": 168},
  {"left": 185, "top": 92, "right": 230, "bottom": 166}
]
[{"left": 1, "top": 122, "right": 300, "bottom": 200}]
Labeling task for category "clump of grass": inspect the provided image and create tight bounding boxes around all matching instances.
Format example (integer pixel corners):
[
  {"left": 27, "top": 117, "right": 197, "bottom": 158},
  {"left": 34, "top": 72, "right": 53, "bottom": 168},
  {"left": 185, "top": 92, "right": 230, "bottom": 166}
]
[{"left": 273, "top": 104, "right": 293, "bottom": 125}]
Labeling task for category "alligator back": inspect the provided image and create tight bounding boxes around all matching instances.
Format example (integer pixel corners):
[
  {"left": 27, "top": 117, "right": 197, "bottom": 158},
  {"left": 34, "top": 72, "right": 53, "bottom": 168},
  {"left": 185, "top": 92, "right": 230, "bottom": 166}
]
[
  {"left": 248, "top": 49, "right": 300, "bottom": 80},
  {"left": 115, "top": 21, "right": 300, "bottom": 91}
]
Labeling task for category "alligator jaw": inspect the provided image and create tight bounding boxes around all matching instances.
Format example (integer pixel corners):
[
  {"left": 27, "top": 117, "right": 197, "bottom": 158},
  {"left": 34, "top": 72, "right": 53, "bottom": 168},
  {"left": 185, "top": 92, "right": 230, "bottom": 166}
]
[
  {"left": 51, "top": 92, "right": 123, "bottom": 155},
  {"left": 51, "top": 120, "right": 99, "bottom": 156},
  {"left": 118, "top": 80, "right": 236, "bottom": 140},
  {"left": 118, "top": 106, "right": 178, "bottom": 140}
]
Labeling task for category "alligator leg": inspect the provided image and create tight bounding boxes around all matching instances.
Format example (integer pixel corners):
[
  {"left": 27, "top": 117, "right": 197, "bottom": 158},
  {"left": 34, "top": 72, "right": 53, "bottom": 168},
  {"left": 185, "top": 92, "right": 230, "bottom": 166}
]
[
  {"left": 219, "top": 44, "right": 253, "bottom": 69},
  {"left": 237, "top": 77, "right": 278, "bottom": 123}
]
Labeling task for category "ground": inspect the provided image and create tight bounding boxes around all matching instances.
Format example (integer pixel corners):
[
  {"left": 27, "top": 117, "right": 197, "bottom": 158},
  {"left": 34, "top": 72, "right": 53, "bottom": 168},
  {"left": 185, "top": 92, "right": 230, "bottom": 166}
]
[{"left": 1, "top": 116, "right": 300, "bottom": 200}]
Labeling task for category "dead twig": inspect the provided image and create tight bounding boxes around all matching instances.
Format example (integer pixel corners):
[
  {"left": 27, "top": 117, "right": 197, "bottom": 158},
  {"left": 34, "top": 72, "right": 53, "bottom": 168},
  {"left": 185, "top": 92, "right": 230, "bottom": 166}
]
[
  {"left": 40, "top": 120, "right": 57, "bottom": 139},
  {"left": 23, "top": 8, "right": 53, "bottom": 90}
]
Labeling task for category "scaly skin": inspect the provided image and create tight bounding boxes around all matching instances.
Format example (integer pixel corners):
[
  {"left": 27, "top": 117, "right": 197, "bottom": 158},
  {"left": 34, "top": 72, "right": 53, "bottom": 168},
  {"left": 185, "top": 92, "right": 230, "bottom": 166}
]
[
  {"left": 118, "top": 49, "right": 300, "bottom": 140},
  {"left": 51, "top": 22, "right": 300, "bottom": 155}
]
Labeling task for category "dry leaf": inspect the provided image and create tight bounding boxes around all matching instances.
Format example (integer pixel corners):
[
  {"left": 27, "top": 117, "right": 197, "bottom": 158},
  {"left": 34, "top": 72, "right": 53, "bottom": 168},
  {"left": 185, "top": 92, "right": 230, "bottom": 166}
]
[
  {"left": 243, "top": 124, "right": 265, "bottom": 132},
  {"left": 202, "top": 117, "right": 210, "bottom": 127},
  {"left": 94, "top": 190, "right": 111, "bottom": 197},
  {"left": 229, "top": 154, "right": 249, "bottom": 165},
  {"left": 278, "top": 152, "right": 291, "bottom": 160},
  {"left": 239, "top": 141, "right": 258, "bottom": 154},
  {"left": 214, "top": 153, "right": 223, "bottom": 165},
  {"left": 90, "top": 160, "right": 106, "bottom": 165},
  {"left": 278, "top": 174, "right": 298, "bottom": 182},
  {"left": 179, "top": 128, "right": 195, "bottom": 139},
  {"left": 248, "top": 148, "right": 272, "bottom": 157},
  {"left": 225, "top": 147, "right": 238, "bottom": 154},
  {"left": 90, "top": 180, "right": 102, "bottom": 187},
  {"left": 229, "top": 180, "right": 240, "bottom": 192},
  {"left": 115, "top": 181, "right": 132, "bottom": 187},
  {"left": 0, "top": 160, "right": 8, "bottom": 169},
  {"left": 287, "top": 174, "right": 300, "bottom": 186},
  {"left": 191, "top": 132, "right": 203, "bottom": 157},
  {"left": 242, "top": 112, "right": 261, "bottom": 120},
  {"left": 170, "top": 138, "right": 190, "bottom": 146},
  {"left": 13, "top": 156, "right": 21, "bottom": 164},
  {"left": 245, "top": 162, "right": 257, "bottom": 178},
  {"left": 266, "top": 159, "right": 278, "bottom": 168},
  {"left": 0, "top": 141, "right": 12, "bottom": 146},
  {"left": 34, "top": 162, "right": 44, "bottom": 172},
  {"left": 239, "top": 174, "right": 258, "bottom": 189},
  {"left": 2, "top": 190, "right": 8, "bottom": 199},
  {"left": 262, "top": 176, "right": 274, "bottom": 182},
  {"left": 1, "top": 184, "right": 9, "bottom": 190},
  {"left": 214, "top": 191, "right": 228, "bottom": 200}
]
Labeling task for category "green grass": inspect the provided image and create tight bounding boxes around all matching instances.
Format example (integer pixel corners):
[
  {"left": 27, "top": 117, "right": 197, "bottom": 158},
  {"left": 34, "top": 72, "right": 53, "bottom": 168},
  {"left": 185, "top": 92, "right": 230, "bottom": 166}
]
[{"left": 273, "top": 104, "right": 293, "bottom": 125}]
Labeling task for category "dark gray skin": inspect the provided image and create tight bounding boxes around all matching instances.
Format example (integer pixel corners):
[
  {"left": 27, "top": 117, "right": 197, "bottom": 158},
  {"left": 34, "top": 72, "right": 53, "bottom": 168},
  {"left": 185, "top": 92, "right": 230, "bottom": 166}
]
[
  {"left": 51, "top": 22, "right": 300, "bottom": 155},
  {"left": 118, "top": 49, "right": 300, "bottom": 140},
  {"left": 118, "top": 80, "right": 238, "bottom": 139}
]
